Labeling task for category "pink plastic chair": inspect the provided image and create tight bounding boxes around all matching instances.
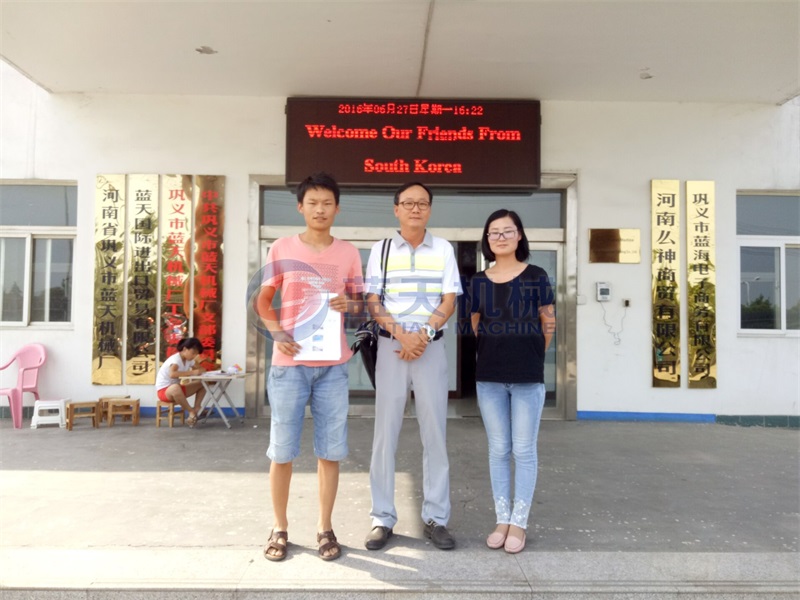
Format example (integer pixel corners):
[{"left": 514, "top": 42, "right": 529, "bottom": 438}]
[{"left": 0, "top": 344, "right": 47, "bottom": 429}]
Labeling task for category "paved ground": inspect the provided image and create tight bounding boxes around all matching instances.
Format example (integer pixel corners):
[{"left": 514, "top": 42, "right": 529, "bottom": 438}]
[{"left": 0, "top": 415, "right": 798, "bottom": 599}]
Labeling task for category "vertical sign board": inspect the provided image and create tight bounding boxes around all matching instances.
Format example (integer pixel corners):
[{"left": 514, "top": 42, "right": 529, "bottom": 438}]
[
  {"left": 126, "top": 175, "right": 159, "bottom": 384},
  {"left": 92, "top": 174, "right": 226, "bottom": 385},
  {"left": 193, "top": 176, "right": 225, "bottom": 370},
  {"left": 651, "top": 180, "right": 681, "bottom": 387},
  {"left": 93, "top": 175, "right": 126, "bottom": 385},
  {"left": 160, "top": 175, "right": 194, "bottom": 362},
  {"left": 686, "top": 181, "right": 717, "bottom": 388}
]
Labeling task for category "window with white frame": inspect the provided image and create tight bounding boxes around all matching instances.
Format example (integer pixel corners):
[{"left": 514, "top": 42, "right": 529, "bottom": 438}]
[
  {"left": 737, "top": 192, "right": 800, "bottom": 331},
  {"left": 0, "top": 182, "right": 77, "bottom": 325}
]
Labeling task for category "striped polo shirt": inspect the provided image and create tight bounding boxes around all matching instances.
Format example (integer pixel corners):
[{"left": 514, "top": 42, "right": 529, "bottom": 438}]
[{"left": 365, "top": 231, "right": 462, "bottom": 330}]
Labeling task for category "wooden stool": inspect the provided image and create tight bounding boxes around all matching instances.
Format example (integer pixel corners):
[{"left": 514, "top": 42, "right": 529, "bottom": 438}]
[
  {"left": 66, "top": 401, "right": 100, "bottom": 430},
  {"left": 107, "top": 398, "right": 140, "bottom": 427},
  {"left": 156, "top": 400, "right": 185, "bottom": 428},
  {"left": 98, "top": 395, "right": 130, "bottom": 423}
]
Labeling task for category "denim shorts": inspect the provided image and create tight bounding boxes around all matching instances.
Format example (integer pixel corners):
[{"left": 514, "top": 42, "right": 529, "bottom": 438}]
[{"left": 266, "top": 363, "right": 349, "bottom": 463}]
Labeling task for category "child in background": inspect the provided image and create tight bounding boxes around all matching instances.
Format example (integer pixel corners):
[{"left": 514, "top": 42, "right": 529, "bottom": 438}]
[{"left": 155, "top": 337, "right": 207, "bottom": 427}]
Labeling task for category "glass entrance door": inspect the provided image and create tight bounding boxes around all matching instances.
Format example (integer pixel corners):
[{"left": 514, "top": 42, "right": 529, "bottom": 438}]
[
  {"left": 531, "top": 244, "right": 564, "bottom": 419},
  {"left": 251, "top": 173, "right": 576, "bottom": 419},
  {"left": 257, "top": 237, "right": 565, "bottom": 419},
  {"left": 342, "top": 243, "right": 376, "bottom": 410}
]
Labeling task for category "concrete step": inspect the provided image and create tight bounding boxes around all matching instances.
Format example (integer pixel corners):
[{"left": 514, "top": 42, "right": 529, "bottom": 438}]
[{"left": 0, "top": 548, "right": 797, "bottom": 599}]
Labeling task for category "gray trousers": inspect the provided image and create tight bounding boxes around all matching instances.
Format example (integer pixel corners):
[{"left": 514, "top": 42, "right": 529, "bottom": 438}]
[{"left": 369, "top": 335, "right": 451, "bottom": 528}]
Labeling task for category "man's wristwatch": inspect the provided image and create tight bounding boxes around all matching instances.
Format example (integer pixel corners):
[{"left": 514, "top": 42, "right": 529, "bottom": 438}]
[{"left": 421, "top": 324, "right": 437, "bottom": 342}]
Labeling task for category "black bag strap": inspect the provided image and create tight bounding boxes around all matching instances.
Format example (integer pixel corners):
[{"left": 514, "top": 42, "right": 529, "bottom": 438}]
[{"left": 379, "top": 238, "right": 391, "bottom": 305}]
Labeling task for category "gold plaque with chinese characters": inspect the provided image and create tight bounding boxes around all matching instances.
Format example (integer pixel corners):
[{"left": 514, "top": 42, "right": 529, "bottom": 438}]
[
  {"left": 192, "top": 176, "right": 225, "bottom": 371},
  {"left": 159, "top": 175, "right": 194, "bottom": 364},
  {"left": 125, "top": 174, "right": 158, "bottom": 384},
  {"left": 93, "top": 175, "right": 126, "bottom": 385},
  {"left": 91, "top": 174, "right": 226, "bottom": 386},
  {"left": 651, "top": 180, "right": 681, "bottom": 387},
  {"left": 686, "top": 181, "right": 716, "bottom": 388}
]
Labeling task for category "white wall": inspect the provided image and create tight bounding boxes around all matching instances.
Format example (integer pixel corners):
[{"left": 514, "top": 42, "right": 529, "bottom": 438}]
[
  {"left": 1, "top": 61, "right": 284, "bottom": 407},
  {"left": 2, "top": 60, "right": 799, "bottom": 416},
  {"left": 544, "top": 101, "right": 800, "bottom": 416},
  {"left": 0, "top": 61, "right": 50, "bottom": 177}
]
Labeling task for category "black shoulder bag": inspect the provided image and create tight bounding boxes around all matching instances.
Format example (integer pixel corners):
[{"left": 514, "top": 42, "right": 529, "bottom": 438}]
[{"left": 351, "top": 239, "right": 390, "bottom": 389}]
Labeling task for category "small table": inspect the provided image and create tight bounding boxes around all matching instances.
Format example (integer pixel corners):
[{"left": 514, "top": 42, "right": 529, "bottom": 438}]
[{"left": 179, "top": 372, "right": 245, "bottom": 429}]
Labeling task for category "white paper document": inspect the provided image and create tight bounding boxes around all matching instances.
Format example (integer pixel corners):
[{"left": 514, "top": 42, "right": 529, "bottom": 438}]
[{"left": 293, "top": 293, "right": 342, "bottom": 361}]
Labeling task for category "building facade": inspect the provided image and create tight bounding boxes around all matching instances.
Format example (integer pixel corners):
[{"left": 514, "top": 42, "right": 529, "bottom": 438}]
[{"left": 1, "top": 58, "right": 798, "bottom": 424}]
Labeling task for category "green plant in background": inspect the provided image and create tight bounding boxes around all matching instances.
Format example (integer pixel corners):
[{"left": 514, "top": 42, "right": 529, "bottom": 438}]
[{"left": 741, "top": 295, "right": 777, "bottom": 329}]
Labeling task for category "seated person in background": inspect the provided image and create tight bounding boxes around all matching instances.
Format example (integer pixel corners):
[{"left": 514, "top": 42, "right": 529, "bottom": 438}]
[{"left": 155, "top": 337, "right": 207, "bottom": 426}]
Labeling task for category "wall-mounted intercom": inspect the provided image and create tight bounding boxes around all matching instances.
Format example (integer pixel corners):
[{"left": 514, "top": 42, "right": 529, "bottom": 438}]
[{"left": 596, "top": 282, "right": 611, "bottom": 302}]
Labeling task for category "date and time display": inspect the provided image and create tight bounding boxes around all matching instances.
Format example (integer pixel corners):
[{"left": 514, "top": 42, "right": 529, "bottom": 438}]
[
  {"left": 286, "top": 98, "right": 540, "bottom": 189},
  {"left": 336, "top": 101, "right": 485, "bottom": 116}
]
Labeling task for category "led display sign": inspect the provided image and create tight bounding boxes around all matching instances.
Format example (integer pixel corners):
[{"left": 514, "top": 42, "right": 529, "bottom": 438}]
[{"left": 286, "top": 97, "right": 541, "bottom": 189}]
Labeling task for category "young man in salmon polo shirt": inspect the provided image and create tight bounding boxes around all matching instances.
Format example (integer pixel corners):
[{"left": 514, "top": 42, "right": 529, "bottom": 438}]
[{"left": 257, "top": 172, "right": 363, "bottom": 562}]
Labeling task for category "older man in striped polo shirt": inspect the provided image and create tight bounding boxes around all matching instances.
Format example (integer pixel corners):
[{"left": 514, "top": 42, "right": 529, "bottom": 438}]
[{"left": 363, "top": 181, "right": 462, "bottom": 551}]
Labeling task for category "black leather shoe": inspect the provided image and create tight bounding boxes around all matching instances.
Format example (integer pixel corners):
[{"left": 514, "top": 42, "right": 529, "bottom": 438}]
[
  {"left": 365, "top": 525, "right": 393, "bottom": 550},
  {"left": 424, "top": 520, "right": 455, "bottom": 550}
]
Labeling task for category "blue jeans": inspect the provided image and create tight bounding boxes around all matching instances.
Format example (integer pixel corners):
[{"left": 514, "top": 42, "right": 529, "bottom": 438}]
[
  {"left": 267, "top": 363, "right": 349, "bottom": 463},
  {"left": 476, "top": 381, "right": 545, "bottom": 529}
]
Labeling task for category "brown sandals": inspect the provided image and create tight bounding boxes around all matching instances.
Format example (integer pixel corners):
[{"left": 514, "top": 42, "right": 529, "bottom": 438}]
[
  {"left": 264, "top": 529, "right": 288, "bottom": 561},
  {"left": 317, "top": 530, "right": 342, "bottom": 561},
  {"left": 264, "top": 529, "right": 341, "bottom": 561}
]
